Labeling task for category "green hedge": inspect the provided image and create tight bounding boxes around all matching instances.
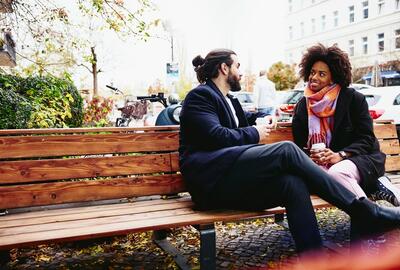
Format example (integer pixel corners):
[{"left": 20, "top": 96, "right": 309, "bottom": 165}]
[{"left": 0, "top": 74, "right": 83, "bottom": 129}]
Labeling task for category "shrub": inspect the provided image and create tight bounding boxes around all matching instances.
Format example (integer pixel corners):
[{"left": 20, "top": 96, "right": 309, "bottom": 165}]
[
  {"left": 83, "top": 96, "right": 114, "bottom": 127},
  {"left": 0, "top": 83, "right": 32, "bottom": 129},
  {"left": 0, "top": 73, "right": 84, "bottom": 129}
]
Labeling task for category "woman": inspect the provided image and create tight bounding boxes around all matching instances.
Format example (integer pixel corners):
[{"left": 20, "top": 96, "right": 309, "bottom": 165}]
[{"left": 292, "top": 43, "right": 400, "bottom": 206}]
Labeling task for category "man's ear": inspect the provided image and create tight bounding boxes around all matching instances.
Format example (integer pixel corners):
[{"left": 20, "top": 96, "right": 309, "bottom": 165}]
[{"left": 220, "top": 63, "right": 229, "bottom": 76}]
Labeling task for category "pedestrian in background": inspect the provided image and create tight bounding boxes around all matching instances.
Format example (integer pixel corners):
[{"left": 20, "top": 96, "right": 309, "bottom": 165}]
[{"left": 254, "top": 70, "right": 277, "bottom": 116}]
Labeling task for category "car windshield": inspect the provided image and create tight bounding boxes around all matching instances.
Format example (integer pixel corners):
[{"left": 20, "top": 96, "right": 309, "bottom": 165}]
[
  {"left": 235, "top": 93, "right": 253, "bottom": 103},
  {"left": 364, "top": 94, "right": 381, "bottom": 107},
  {"left": 276, "top": 91, "right": 292, "bottom": 104}
]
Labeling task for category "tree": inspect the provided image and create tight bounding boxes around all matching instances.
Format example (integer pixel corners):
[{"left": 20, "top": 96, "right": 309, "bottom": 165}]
[
  {"left": 267, "top": 61, "right": 299, "bottom": 90},
  {"left": 1, "top": 0, "right": 157, "bottom": 95}
]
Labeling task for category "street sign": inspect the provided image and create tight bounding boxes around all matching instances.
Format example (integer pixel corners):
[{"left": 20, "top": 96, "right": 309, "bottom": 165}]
[{"left": 166, "top": 62, "right": 179, "bottom": 79}]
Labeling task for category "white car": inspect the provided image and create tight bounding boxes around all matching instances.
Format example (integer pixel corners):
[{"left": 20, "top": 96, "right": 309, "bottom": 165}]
[
  {"left": 350, "top": 83, "right": 376, "bottom": 92},
  {"left": 231, "top": 91, "right": 256, "bottom": 112},
  {"left": 361, "top": 86, "right": 400, "bottom": 135}
]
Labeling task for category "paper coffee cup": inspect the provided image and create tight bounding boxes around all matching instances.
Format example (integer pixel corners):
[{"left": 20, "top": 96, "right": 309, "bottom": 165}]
[
  {"left": 311, "top": 143, "right": 326, "bottom": 150},
  {"left": 256, "top": 117, "right": 267, "bottom": 125}
]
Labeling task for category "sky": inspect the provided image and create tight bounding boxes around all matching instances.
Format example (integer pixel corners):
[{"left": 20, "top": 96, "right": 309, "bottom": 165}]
[{"left": 71, "top": 0, "right": 288, "bottom": 95}]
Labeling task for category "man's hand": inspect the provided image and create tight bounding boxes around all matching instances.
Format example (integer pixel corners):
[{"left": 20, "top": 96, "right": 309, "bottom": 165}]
[
  {"left": 254, "top": 125, "right": 272, "bottom": 143},
  {"left": 256, "top": 115, "right": 277, "bottom": 129},
  {"left": 265, "top": 115, "right": 277, "bottom": 129}
]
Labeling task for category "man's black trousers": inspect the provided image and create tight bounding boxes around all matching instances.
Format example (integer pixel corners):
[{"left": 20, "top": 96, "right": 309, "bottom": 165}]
[{"left": 212, "top": 141, "right": 357, "bottom": 252}]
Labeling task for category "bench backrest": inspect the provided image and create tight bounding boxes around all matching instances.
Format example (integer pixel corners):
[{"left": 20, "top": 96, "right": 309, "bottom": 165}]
[
  {"left": 0, "top": 122, "right": 398, "bottom": 210},
  {"left": 0, "top": 126, "right": 184, "bottom": 209}
]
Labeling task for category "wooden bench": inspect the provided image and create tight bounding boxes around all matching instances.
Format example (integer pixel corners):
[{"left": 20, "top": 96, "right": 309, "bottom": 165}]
[{"left": 0, "top": 122, "right": 399, "bottom": 269}]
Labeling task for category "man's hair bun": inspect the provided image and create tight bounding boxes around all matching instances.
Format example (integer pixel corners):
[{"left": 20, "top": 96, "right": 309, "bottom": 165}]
[{"left": 192, "top": 55, "right": 205, "bottom": 68}]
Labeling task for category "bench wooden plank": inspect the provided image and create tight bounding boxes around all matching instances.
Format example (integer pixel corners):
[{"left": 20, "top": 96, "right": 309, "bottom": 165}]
[
  {"left": 373, "top": 124, "right": 398, "bottom": 139},
  {"left": 0, "top": 200, "right": 194, "bottom": 229},
  {"left": 0, "top": 154, "right": 173, "bottom": 184},
  {"left": 0, "top": 132, "right": 179, "bottom": 159},
  {"left": 0, "top": 174, "right": 185, "bottom": 209},
  {"left": 386, "top": 156, "right": 400, "bottom": 172},
  {"left": 0, "top": 126, "right": 179, "bottom": 136},
  {"left": 0, "top": 196, "right": 331, "bottom": 251},
  {"left": 379, "top": 139, "right": 400, "bottom": 155},
  {"left": 0, "top": 197, "right": 191, "bottom": 222}
]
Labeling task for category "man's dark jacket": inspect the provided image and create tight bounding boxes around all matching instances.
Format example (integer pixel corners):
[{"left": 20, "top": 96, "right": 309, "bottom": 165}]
[
  {"left": 179, "top": 80, "right": 264, "bottom": 209},
  {"left": 292, "top": 87, "right": 385, "bottom": 195}
]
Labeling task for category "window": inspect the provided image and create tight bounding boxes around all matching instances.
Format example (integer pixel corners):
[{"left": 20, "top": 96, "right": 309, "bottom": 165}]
[
  {"left": 321, "top": 15, "right": 326, "bottom": 31},
  {"left": 289, "top": 26, "right": 293, "bottom": 40},
  {"left": 378, "top": 0, "right": 385, "bottom": 14},
  {"left": 362, "top": 37, "right": 368, "bottom": 54},
  {"left": 349, "top": 6, "right": 355, "bottom": 23},
  {"left": 394, "top": 94, "right": 400, "bottom": 105},
  {"left": 348, "top": 40, "right": 354, "bottom": 56},
  {"left": 378, "top": 33, "right": 385, "bottom": 52},
  {"left": 393, "top": 94, "right": 400, "bottom": 105},
  {"left": 333, "top": 11, "right": 339, "bottom": 27},
  {"left": 300, "top": 22, "right": 305, "bottom": 37},
  {"left": 396, "top": 29, "right": 400, "bottom": 49},
  {"left": 311, "top": 18, "right": 316, "bottom": 33},
  {"left": 362, "top": 1, "right": 369, "bottom": 19}
]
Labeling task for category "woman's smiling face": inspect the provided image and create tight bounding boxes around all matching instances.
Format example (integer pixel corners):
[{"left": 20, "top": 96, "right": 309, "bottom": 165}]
[{"left": 308, "top": 61, "right": 333, "bottom": 92}]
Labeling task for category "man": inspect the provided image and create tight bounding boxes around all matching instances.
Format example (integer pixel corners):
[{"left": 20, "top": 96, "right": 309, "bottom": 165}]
[
  {"left": 179, "top": 48, "right": 400, "bottom": 253},
  {"left": 254, "top": 70, "right": 277, "bottom": 115}
]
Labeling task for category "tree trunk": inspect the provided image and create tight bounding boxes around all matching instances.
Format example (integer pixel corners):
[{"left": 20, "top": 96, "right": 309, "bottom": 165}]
[{"left": 91, "top": 46, "right": 98, "bottom": 97}]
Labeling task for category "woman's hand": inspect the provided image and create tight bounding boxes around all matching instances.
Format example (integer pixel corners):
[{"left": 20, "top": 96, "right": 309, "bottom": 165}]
[{"left": 310, "top": 148, "right": 342, "bottom": 166}]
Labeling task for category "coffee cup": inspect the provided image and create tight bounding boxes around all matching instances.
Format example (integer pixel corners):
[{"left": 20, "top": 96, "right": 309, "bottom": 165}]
[
  {"left": 311, "top": 142, "right": 326, "bottom": 150},
  {"left": 256, "top": 117, "right": 268, "bottom": 125}
]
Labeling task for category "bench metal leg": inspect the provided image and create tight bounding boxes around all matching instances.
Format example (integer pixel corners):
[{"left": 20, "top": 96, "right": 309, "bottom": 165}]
[
  {"left": 198, "top": 224, "right": 216, "bottom": 270},
  {"left": 152, "top": 229, "right": 191, "bottom": 270}
]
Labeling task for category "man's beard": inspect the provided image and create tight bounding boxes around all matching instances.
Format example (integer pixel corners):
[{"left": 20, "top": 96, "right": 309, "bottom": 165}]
[{"left": 227, "top": 72, "right": 241, "bottom": 92}]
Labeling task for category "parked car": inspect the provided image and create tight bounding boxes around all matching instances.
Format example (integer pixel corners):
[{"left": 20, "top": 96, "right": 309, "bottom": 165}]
[
  {"left": 231, "top": 91, "right": 256, "bottom": 112},
  {"left": 350, "top": 83, "right": 376, "bottom": 92},
  {"left": 361, "top": 86, "right": 400, "bottom": 135},
  {"left": 276, "top": 88, "right": 304, "bottom": 122}
]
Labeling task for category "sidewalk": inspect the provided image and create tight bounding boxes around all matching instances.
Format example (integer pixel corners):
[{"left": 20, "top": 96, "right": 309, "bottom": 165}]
[{"left": 6, "top": 207, "right": 357, "bottom": 270}]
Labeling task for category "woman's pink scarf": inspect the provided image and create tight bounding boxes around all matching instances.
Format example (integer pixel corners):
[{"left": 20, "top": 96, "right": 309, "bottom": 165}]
[{"left": 305, "top": 83, "right": 341, "bottom": 149}]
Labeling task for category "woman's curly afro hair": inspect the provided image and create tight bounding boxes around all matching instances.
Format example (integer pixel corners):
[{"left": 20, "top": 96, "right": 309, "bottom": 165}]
[{"left": 299, "top": 43, "right": 352, "bottom": 89}]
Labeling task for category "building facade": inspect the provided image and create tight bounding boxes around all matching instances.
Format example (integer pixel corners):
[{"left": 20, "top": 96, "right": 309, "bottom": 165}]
[{"left": 285, "top": 0, "right": 400, "bottom": 85}]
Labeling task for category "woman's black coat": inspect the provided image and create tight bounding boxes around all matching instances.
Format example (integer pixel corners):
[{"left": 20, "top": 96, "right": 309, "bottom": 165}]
[{"left": 292, "top": 87, "right": 385, "bottom": 195}]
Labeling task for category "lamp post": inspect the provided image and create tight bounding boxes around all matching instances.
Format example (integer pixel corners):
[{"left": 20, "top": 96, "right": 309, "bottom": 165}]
[{"left": 162, "top": 20, "right": 178, "bottom": 93}]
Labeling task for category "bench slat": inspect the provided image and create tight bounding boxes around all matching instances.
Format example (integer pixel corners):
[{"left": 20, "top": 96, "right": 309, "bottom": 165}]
[
  {"left": 0, "top": 154, "right": 173, "bottom": 184},
  {"left": 0, "top": 197, "right": 189, "bottom": 221},
  {"left": 373, "top": 124, "right": 398, "bottom": 139},
  {"left": 0, "top": 174, "right": 185, "bottom": 209},
  {"left": 379, "top": 139, "right": 400, "bottom": 155},
  {"left": 0, "top": 196, "right": 330, "bottom": 250},
  {"left": 386, "top": 156, "right": 400, "bottom": 172},
  {"left": 0, "top": 132, "right": 179, "bottom": 159},
  {"left": 261, "top": 127, "right": 294, "bottom": 144},
  {"left": 0, "top": 126, "right": 180, "bottom": 136},
  {"left": 0, "top": 200, "right": 193, "bottom": 229}
]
